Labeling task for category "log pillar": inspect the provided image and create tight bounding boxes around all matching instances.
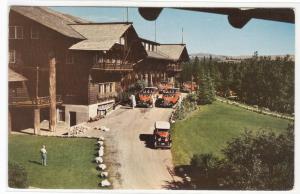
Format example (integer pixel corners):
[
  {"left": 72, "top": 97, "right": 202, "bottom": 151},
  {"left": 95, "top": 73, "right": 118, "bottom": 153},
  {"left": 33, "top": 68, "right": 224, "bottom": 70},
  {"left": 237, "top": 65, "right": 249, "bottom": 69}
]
[
  {"left": 34, "top": 108, "right": 40, "bottom": 135},
  {"left": 49, "top": 54, "right": 57, "bottom": 132},
  {"left": 8, "top": 109, "right": 12, "bottom": 134},
  {"left": 163, "top": 72, "right": 166, "bottom": 81}
]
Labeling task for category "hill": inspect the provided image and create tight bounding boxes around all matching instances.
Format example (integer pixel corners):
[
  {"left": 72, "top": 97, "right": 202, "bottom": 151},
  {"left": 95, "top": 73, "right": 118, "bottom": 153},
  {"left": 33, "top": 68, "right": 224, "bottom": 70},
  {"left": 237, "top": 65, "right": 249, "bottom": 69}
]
[{"left": 190, "top": 52, "right": 294, "bottom": 61}]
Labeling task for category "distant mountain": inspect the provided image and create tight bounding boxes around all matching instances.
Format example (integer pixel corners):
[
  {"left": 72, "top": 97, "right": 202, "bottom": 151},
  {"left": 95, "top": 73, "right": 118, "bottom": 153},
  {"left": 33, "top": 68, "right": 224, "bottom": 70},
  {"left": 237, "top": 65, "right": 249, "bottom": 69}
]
[
  {"left": 190, "top": 53, "right": 294, "bottom": 61},
  {"left": 189, "top": 53, "right": 227, "bottom": 60}
]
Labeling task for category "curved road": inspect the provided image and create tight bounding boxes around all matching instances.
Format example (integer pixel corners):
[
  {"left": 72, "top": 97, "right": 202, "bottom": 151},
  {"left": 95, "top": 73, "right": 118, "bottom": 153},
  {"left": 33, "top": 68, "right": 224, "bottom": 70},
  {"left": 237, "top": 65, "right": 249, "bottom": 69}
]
[{"left": 88, "top": 107, "right": 175, "bottom": 189}]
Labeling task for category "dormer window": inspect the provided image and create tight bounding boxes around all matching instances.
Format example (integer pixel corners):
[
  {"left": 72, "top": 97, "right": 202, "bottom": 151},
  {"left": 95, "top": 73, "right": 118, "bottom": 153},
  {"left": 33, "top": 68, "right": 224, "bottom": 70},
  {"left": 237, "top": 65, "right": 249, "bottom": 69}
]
[
  {"left": 31, "top": 26, "right": 40, "bottom": 39},
  {"left": 9, "top": 26, "right": 23, "bottom": 39}
]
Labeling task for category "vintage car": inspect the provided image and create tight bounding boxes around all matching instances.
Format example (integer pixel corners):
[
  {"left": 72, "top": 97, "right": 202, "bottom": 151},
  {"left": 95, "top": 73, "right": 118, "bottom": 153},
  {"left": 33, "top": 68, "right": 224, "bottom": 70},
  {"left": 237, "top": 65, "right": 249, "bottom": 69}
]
[
  {"left": 181, "top": 81, "right": 197, "bottom": 93},
  {"left": 156, "top": 88, "right": 181, "bottom": 108},
  {"left": 137, "top": 87, "right": 158, "bottom": 107},
  {"left": 153, "top": 121, "right": 172, "bottom": 149},
  {"left": 157, "top": 81, "right": 173, "bottom": 93}
]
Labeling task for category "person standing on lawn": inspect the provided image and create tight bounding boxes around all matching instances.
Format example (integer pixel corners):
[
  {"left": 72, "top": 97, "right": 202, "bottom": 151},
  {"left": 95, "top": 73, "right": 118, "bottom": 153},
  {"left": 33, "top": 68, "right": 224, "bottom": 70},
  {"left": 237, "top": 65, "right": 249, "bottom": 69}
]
[{"left": 40, "top": 145, "right": 47, "bottom": 166}]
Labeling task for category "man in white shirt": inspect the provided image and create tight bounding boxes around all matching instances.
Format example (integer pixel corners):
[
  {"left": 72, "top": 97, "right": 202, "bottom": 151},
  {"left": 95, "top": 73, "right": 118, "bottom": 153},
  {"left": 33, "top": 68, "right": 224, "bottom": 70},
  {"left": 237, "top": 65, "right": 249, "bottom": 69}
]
[
  {"left": 130, "top": 94, "right": 136, "bottom": 109},
  {"left": 40, "top": 145, "right": 47, "bottom": 166}
]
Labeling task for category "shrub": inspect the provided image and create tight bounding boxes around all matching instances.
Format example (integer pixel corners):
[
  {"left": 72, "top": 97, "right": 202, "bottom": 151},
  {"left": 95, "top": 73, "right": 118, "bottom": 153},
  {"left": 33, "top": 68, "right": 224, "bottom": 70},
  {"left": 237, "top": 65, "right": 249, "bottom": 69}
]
[
  {"left": 116, "top": 80, "right": 146, "bottom": 104},
  {"left": 186, "top": 93, "right": 198, "bottom": 103},
  {"left": 173, "top": 96, "right": 198, "bottom": 120},
  {"left": 182, "top": 124, "right": 294, "bottom": 190},
  {"left": 8, "top": 162, "right": 29, "bottom": 188}
]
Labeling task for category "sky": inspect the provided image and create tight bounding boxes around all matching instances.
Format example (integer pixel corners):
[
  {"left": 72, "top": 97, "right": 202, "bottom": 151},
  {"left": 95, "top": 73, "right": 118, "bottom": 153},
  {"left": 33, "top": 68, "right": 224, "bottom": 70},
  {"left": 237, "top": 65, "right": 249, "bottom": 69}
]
[{"left": 52, "top": 6, "right": 295, "bottom": 56}]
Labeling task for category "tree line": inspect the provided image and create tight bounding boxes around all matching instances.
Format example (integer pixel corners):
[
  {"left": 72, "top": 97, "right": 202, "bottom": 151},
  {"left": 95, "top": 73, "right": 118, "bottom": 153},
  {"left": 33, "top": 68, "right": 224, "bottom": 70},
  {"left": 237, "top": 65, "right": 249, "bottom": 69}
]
[{"left": 180, "top": 53, "right": 294, "bottom": 114}]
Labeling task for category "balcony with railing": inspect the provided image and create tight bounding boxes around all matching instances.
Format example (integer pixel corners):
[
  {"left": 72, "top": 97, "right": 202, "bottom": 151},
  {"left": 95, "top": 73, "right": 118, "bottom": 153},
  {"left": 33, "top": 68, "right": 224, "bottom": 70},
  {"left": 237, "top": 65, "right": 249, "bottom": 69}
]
[
  {"left": 92, "top": 60, "right": 133, "bottom": 71},
  {"left": 9, "top": 95, "right": 63, "bottom": 108},
  {"left": 97, "top": 92, "right": 117, "bottom": 101},
  {"left": 167, "top": 64, "right": 182, "bottom": 72}
]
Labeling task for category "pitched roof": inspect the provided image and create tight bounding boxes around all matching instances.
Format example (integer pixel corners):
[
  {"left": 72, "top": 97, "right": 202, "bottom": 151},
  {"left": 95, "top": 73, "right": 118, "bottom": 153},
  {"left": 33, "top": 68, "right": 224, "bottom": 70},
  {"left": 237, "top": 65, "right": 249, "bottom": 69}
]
[
  {"left": 69, "top": 23, "right": 131, "bottom": 51},
  {"left": 10, "top": 6, "right": 85, "bottom": 39},
  {"left": 140, "top": 38, "right": 160, "bottom": 45},
  {"left": 9, "top": 69, "right": 27, "bottom": 82},
  {"left": 69, "top": 39, "right": 120, "bottom": 51},
  {"left": 157, "top": 44, "right": 188, "bottom": 61},
  {"left": 146, "top": 50, "right": 170, "bottom": 60}
]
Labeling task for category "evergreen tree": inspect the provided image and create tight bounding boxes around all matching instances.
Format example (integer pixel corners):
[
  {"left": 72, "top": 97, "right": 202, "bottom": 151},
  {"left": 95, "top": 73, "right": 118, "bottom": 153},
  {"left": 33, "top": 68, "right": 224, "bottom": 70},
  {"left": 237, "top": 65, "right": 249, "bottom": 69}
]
[
  {"left": 212, "top": 55, "right": 294, "bottom": 114},
  {"left": 197, "top": 58, "right": 215, "bottom": 104}
]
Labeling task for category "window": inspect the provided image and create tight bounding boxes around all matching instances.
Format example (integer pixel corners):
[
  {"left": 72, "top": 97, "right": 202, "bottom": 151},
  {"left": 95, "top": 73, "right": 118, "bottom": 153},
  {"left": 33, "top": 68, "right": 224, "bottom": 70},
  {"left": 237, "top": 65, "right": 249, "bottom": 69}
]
[
  {"left": 104, "top": 84, "right": 108, "bottom": 93},
  {"left": 66, "top": 53, "right": 74, "bottom": 64},
  {"left": 120, "top": 37, "right": 125, "bottom": 45},
  {"left": 99, "top": 84, "right": 104, "bottom": 94},
  {"left": 98, "top": 54, "right": 104, "bottom": 63},
  {"left": 9, "top": 26, "right": 23, "bottom": 39},
  {"left": 93, "top": 53, "right": 98, "bottom": 64},
  {"left": 31, "top": 27, "right": 39, "bottom": 39},
  {"left": 109, "top": 83, "right": 113, "bottom": 92},
  {"left": 9, "top": 50, "right": 16, "bottom": 63}
]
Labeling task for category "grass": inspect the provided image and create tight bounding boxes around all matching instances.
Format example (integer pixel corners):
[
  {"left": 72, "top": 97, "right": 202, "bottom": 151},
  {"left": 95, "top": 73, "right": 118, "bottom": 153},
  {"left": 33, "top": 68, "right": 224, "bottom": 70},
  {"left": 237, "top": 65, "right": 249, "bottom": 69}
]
[
  {"left": 9, "top": 135, "right": 101, "bottom": 189},
  {"left": 171, "top": 101, "right": 292, "bottom": 165}
]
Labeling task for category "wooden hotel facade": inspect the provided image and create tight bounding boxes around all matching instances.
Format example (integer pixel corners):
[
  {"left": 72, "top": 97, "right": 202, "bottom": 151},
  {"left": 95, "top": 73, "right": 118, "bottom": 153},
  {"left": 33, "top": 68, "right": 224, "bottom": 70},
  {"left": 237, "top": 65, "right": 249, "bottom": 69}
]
[{"left": 8, "top": 6, "right": 189, "bottom": 133}]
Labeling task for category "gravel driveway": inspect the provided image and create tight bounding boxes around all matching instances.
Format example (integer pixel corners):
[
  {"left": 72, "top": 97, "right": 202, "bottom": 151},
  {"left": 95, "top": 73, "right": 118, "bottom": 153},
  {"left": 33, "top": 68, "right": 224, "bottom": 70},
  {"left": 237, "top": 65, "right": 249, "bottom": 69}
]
[{"left": 86, "top": 107, "right": 176, "bottom": 189}]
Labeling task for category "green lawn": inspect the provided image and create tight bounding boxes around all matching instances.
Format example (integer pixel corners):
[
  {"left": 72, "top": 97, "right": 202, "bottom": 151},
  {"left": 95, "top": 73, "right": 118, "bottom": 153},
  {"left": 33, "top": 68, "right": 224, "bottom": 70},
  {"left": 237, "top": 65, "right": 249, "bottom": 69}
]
[
  {"left": 9, "top": 135, "right": 101, "bottom": 189},
  {"left": 172, "top": 101, "right": 292, "bottom": 165}
]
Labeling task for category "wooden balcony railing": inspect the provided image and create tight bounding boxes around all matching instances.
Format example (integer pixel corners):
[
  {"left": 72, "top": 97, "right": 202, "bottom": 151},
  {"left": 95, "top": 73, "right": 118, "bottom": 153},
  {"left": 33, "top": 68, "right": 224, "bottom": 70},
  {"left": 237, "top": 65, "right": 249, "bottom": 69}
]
[
  {"left": 97, "top": 92, "right": 117, "bottom": 101},
  {"left": 9, "top": 95, "right": 62, "bottom": 107},
  {"left": 92, "top": 62, "right": 133, "bottom": 71},
  {"left": 167, "top": 65, "right": 182, "bottom": 72}
]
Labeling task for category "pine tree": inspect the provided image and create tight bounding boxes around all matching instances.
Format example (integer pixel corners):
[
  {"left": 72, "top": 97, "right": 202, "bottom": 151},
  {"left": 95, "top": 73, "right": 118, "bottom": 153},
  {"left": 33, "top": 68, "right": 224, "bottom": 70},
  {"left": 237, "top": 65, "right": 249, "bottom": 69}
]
[{"left": 197, "top": 58, "right": 215, "bottom": 104}]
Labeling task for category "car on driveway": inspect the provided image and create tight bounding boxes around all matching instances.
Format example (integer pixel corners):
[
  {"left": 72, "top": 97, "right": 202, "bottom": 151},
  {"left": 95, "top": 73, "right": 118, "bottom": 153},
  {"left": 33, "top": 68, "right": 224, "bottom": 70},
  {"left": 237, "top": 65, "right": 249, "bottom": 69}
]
[
  {"left": 181, "top": 81, "right": 197, "bottom": 93},
  {"left": 157, "top": 80, "right": 173, "bottom": 93},
  {"left": 137, "top": 87, "right": 158, "bottom": 107},
  {"left": 156, "top": 88, "right": 181, "bottom": 108},
  {"left": 153, "top": 121, "right": 172, "bottom": 149}
]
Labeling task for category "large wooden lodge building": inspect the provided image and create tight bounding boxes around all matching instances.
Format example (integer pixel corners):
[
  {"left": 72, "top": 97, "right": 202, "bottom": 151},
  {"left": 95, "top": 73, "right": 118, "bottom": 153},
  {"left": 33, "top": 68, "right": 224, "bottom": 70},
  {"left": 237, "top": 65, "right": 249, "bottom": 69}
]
[{"left": 8, "top": 6, "right": 189, "bottom": 134}]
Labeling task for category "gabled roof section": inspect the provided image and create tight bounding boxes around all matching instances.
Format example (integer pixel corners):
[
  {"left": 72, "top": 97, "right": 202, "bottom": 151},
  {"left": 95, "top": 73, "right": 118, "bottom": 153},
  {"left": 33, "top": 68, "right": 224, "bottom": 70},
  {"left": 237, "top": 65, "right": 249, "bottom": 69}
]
[
  {"left": 9, "top": 69, "right": 27, "bottom": 82},
  {"left": 157, "top": 44, "right": 189, "bottom": 61},
  {"left": 69, "top": 39, "right": 120, "bottom": 51},
  {"left": 140, "top": 38, "right": 160, "bottom": 45},
  {"left": 69, "top": 23, "right": 132, "bottom": 51},
  {"left": 146, "top": 50, "right": 170, "bottom": 60},
  {"left": 10, "top": 6, "right": 86, "bottom": 39}
]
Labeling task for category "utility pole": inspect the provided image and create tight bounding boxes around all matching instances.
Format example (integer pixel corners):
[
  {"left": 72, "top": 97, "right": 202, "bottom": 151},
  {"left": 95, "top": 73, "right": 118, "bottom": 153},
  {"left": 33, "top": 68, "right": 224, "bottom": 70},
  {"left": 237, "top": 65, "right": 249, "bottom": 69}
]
[
  {"left": 155, "top": 20, "right": 157, "bottom": 42},
  {"left": 181, "top": 27, "right": 184, "bottom": 44},
  {"left": 126, "top": 7, "right": 129, "bottom": 22}
]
